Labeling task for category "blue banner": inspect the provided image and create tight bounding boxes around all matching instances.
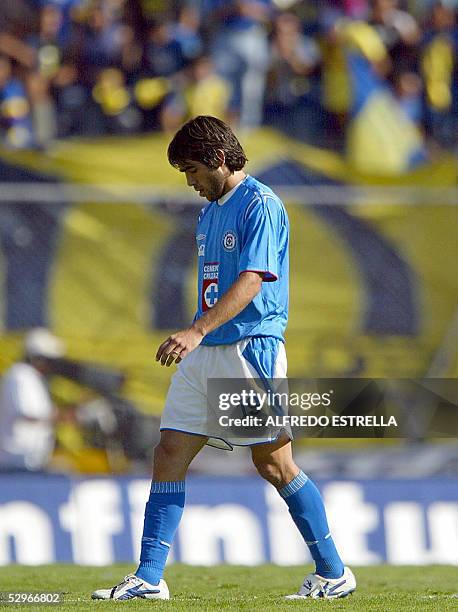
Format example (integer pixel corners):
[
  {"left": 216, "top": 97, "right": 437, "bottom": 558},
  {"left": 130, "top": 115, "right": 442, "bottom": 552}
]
[{"left": 0, "top": 475, "right": 456, "bottom": 566}]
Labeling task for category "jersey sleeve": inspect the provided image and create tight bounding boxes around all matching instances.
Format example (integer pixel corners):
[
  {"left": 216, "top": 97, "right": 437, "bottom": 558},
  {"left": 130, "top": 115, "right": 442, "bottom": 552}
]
[{"left": 238, "top": 197, "right": 280, "bottom": 281}]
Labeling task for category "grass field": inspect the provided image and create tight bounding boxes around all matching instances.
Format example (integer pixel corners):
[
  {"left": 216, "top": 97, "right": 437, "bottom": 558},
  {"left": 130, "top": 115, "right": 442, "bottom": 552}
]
[{"left": 1, "top": 565, "right": 457, "bottom": 611}]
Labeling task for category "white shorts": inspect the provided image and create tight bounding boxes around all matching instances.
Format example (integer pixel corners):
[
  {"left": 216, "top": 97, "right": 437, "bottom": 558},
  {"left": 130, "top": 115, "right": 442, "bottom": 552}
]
[{"left": 160, "top": 336, "right": 289, "bottom": 450}]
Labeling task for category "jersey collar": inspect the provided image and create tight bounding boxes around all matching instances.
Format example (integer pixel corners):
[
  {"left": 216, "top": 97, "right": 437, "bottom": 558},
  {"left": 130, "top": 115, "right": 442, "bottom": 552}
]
[{"left": 216, "top": 175, "right": 248, "bottom": 206}]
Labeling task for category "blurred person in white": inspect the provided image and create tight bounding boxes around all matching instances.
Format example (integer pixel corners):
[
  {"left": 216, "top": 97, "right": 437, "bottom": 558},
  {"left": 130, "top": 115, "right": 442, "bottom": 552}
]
[{"left": 0, "top": 328, "right": 65, "bottom": 472}]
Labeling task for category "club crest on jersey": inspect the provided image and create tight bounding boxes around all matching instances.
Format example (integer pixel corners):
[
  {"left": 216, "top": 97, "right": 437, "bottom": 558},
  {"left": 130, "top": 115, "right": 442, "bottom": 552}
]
[
  {"left": 197, "top": 233, "right": 206, "bottom": 257},
  {"left": 222, "top": 230, "right": 237, "bottom": 252},
  {"left": 202, "top": 263, "right": 219, "bottom": 311}
]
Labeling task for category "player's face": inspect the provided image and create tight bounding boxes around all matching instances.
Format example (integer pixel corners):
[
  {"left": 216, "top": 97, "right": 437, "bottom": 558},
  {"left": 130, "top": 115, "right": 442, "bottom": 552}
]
[{"left": 178, "top": 160, "right": 226, "bottom": 201}]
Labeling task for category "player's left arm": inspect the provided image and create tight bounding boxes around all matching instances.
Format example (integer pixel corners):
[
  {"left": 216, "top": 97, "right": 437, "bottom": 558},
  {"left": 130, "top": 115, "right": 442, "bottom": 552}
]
[{"left": 156, "top": 271, "right": 263, "bottom": 366}]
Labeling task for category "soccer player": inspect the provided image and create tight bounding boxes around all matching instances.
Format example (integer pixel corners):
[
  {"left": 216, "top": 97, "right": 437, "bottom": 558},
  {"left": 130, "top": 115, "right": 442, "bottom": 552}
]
[{"left": 92, "top": 116, "right": 356, "bottom": 601}]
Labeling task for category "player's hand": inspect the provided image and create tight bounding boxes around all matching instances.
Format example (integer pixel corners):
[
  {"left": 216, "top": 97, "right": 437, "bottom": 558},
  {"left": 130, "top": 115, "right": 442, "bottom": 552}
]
[{"left": 155, "top": 326, "right": 205, "bottom": 367}]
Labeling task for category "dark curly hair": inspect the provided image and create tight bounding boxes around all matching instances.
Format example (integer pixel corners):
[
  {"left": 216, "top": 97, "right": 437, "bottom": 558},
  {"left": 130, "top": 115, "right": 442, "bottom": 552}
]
[{"left": 167, "top": 115, "right": 248, "bottom": 172}]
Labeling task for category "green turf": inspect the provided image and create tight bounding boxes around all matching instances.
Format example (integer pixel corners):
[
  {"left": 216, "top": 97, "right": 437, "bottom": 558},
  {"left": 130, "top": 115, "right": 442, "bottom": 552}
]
[{"left": 0, "top": 565, "right": 457, "bottom": 611}]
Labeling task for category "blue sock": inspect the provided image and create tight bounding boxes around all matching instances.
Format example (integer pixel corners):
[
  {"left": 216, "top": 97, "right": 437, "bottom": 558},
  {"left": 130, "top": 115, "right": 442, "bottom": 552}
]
[
  {"left": 135, "top": 481, "right": 185, "bottom": 585},
  {"left": 279, "top": 471, "right": 344, "bottom": 579}
]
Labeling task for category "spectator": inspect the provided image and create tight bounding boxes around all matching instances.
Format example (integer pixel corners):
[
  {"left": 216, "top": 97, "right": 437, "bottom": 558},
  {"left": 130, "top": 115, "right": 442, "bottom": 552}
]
[
  {"left": 27, "top": 4, "right": 65, "bottom": 67},
  {"left": 370, "top": 0, "right": 423, "bottom": 127},
  {"left": 265, "top": 12, "right": 322, "bottom": 141},
  {"left": 0, "top": 55, "right": 34, "bottom": 148},
  {"left": 0, "top": 0, "right": 455, "bottom": 152},
  {"left": 92, "top": 67, "right": 142, "bottom": 133},
  {"left": 337, "top": 17, "right": 426, "bottom": 172},
  {"left": 394, "top": 70, "right": 423, "bottom": 126},
  {"left": 21, "top": 4, "right": 66, "bottom": 147},
  {"left": 170, "top": 5, "right": 203, "bottom": 62},
  {"left": 421, "top": 0, "right": 457, "bottom": 148},
  {"left": 82, "top": 1, "right": 128, "bottom": 71},
  {"left": 27, "top": 69, "right": 57, "bottom": 146},
  {"left": 51, "top": 58, "right": 92, "bottom": 137},
  {"left": 0, "top": 328, "right": 65, "bottom": 472},
  {"left": 320, "top": 12, "right": 352, "bottom": 145},
  {"left": 160, "top": 54, "right": 231, "bottom": 131},
  {"left": 370, "top": 0, "right": 421, "bottom": 67},
  {"left": 144, "top": 20, "right": 187, "bottom": 77},
  {"left": 209, "top": 0, "right": 272, "bottom": 129}
]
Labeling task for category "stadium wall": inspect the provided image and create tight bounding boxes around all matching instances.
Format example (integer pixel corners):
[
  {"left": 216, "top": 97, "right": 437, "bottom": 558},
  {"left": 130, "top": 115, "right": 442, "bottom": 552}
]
[{"left": 0, "top": 475, "right": 457, "bottom": 566}]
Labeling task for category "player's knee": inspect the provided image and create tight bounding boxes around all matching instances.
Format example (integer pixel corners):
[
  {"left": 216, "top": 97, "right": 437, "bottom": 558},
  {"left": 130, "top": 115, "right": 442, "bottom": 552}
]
[
  {"left": 252, "top": 458, "right": 283, "bottom": 486},
  {"left": 153, "top": 440, "right": 181, "bottom": 471}
]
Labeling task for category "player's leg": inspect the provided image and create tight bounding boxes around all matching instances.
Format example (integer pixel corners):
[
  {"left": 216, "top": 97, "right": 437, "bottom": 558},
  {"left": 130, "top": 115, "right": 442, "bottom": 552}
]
[
  {"left": 251, "top": 435, "right": 355, "bottom": 598},
  {"left": 151, "top": 428, "right": 209, "bottom": 481},
  {"left": 92, "top": 430, "right": 207, "bottom": 600},
  {"left": 251, "top": 435, "right": 344, "bottom": 576},
  {"left": 135, "top": 430, "right": 207, "bottom": 586},
  {"left": 250, "top": 433, "right": 298, "bottom": 488}
]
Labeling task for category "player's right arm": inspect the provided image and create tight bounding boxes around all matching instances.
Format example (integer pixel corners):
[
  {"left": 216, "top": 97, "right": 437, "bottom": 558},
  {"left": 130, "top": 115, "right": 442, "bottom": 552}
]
[
  {"left": 192, "top": 270, "right": 263, "bottom": 337},
  {"left": 155, "top": 271, "right": 263, "bottom": 367}
]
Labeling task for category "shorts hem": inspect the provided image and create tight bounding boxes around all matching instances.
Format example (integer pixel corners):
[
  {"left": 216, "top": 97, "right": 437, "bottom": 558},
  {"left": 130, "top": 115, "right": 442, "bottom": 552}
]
[
  {"left": 160, "top": 427, "right": 233, "bottom": 451},
  {"left": 159, "top": 426, "right": 292, "bottom": 451}
]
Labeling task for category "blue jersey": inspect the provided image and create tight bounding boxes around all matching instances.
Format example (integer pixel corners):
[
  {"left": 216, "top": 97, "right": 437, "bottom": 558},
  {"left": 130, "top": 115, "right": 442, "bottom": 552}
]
[{"left": 195, "top": 175, "right": 289, "bottom": 346}]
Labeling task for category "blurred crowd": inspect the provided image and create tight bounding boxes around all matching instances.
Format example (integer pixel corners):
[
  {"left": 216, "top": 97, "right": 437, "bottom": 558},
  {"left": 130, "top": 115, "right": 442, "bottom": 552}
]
[{"left": 0, "top": 0, "right": 456, "bottom": 152}]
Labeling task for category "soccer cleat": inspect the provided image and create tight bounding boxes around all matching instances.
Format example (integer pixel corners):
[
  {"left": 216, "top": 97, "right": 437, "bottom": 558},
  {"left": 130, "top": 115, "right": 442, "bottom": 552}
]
[
  {"left": 285, "top": 566, "right": 356, "bottom": 599},
  {"left": 91, "top": 574, "right": 169, "bottom": 600}
]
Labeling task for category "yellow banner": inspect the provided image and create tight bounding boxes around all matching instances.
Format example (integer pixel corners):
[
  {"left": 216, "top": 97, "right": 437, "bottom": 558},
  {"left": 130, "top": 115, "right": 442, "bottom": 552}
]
[{"left": 0, "top": 131, "right": 456, "bottom": 413}]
